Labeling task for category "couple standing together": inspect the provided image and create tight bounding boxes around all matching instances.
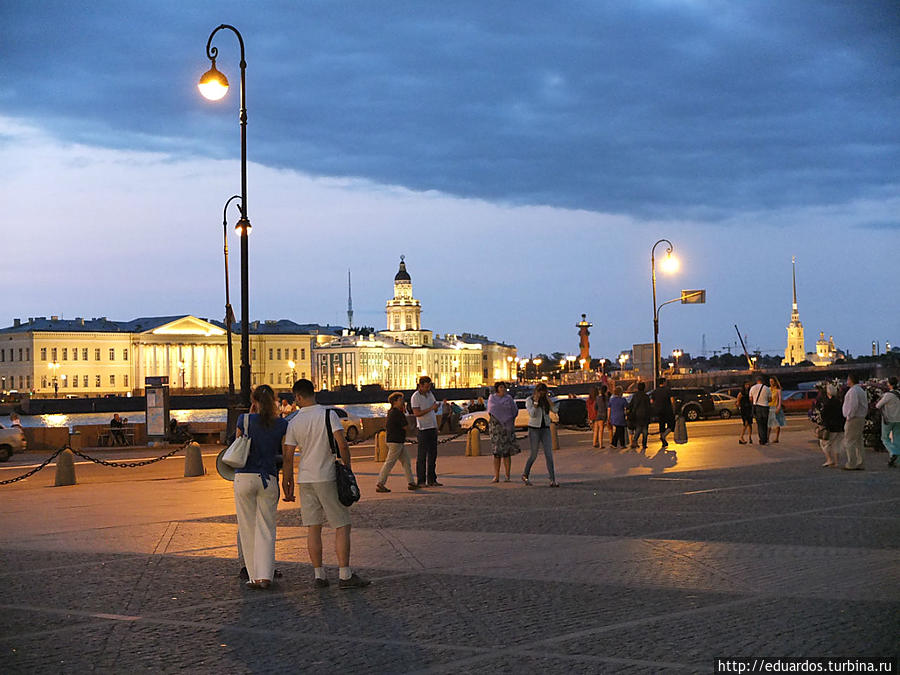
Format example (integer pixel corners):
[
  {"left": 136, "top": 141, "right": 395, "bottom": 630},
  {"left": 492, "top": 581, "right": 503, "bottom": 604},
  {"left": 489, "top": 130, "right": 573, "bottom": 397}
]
[
  {"left": 232, "top": 379, "right": 369, "bottom": 590},
  {"left": 375, "top": 375, "right": 446, "bottom": 491}
]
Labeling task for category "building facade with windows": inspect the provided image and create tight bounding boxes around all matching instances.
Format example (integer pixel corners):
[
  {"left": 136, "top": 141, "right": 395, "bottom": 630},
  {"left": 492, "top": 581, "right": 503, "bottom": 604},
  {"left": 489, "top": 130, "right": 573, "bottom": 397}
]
[
  {"left": 313, "top": 259, "right": 517, "bottom": 391},
  {"left": 0, "top": 315, "right": 340, "bottom": 397}
]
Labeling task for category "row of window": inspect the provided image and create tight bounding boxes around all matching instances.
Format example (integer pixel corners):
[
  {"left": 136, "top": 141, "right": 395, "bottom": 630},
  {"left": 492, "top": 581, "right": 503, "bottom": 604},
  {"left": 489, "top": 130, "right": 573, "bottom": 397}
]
[
  {"left": 38, "top": 347, "right": 128, "bottom": 362},
  {"left": 251, "top": 371, "right": 307, "bottom": 386},
  {"left": 0, "top": 348, "right": 30, "bottom": 363},
  {"left": 265, "top": 348, "right": 306, "bottom": 361},
  {"left": 0, "top": 375, "right": 30, "bottom": 390},
  {"left": 39, "top": 374, "right": 129, "bottom": 389}
]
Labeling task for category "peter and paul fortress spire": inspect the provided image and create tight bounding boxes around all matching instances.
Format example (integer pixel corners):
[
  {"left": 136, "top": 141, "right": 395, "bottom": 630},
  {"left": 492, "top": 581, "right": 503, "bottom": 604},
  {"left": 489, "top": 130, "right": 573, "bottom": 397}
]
[{"left": 783, "top": 256, "right": 806, "bottom": 365}]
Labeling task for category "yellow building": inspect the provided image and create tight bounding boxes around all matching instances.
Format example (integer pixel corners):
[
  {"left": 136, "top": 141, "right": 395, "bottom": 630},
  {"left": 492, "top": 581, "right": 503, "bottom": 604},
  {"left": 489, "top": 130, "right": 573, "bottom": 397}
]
[
  {"left": 0, "top": 315, "right": 335, "bottom": 397},
  {"left": 783, "top": 257, "right": 806, "bottom": 366},
  {"left": 313, "top": 259, "right": 517, "bottom": 390}
]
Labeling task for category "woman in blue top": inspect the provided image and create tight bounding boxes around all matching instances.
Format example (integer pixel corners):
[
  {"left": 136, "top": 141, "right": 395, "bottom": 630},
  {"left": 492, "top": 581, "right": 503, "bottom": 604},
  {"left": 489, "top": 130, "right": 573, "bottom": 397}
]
[
  {"left": 234, "top": 385, "right": 288, "bottom": 589},
  {"left": 608, "top": 386, "right": 628, "bottom": 449}
]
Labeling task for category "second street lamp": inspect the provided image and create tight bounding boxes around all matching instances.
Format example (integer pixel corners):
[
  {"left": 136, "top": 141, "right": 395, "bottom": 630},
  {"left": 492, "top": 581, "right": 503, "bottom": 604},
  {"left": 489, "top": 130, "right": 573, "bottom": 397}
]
[
  {"left": 200, "top": 24, "right": 252, "bottom": 410},
  {"left": 221, "top": 194, "right": 242, "bottom": 398}
]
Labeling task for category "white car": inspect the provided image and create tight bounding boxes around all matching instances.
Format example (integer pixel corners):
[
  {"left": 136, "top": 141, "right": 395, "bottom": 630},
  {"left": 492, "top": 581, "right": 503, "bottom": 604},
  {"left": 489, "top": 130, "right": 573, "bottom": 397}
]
[
  {"left": 461, "top": 399, "right": 559, "bottom": 433},
  {"left": 332, "top": 408, "right": 362, "bottom": 441}
]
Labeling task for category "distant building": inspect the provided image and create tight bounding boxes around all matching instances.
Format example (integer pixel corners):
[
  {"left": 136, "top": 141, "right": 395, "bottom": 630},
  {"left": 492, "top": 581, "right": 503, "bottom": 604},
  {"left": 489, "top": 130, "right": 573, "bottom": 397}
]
[
  {"left": 780, "top": 258, "right": 845, "bottom": 367},
  {"left": 783, "top": 257, "right": 806, "bottom": 366},
  {"left": 0, "top": 315, "right": 340, "bottom": 396},
  {"left": 313, "top": 258, "right": 517, "bottom": 390}
]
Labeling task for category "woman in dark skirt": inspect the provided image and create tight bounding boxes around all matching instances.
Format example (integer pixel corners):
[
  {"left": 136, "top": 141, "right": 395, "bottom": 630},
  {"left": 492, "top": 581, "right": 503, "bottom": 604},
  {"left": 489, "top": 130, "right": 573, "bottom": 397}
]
[
  {"left": 737, "top": 381, "right": 754, "bottom": 444},
  {"left": 487, "top": 382, "right": 520, "bottom": 482}
]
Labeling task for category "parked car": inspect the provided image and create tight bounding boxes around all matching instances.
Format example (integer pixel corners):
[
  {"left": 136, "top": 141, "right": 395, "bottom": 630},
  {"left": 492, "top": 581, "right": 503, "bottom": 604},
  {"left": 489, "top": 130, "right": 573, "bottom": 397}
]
[
  {"left": 0, "top": 425, "right": 27, "bottom": 461},
  {"left": 714, "top": 387, "right": 743, "bottom": 399},
  {"left": 670, "top": 388, "right": 716, "bottom": 422},
  {"left": 710, "top": 393, "right": 739, "bottom": 419},
  {"left": 781, "top": 390, "right": 819, "bottom": 414},
  {"left": 332, "top": 408, "right": 362, "bottom": 441},
  {"left": 461, "top": 399, "right": 560, "bottom": 433}
]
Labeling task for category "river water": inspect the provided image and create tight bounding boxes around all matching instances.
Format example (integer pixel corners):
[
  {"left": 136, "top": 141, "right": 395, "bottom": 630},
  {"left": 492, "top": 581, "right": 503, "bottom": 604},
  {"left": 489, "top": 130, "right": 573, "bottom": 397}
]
[{"left": 0, "top": 403, "right": 392, "bottom": 428}]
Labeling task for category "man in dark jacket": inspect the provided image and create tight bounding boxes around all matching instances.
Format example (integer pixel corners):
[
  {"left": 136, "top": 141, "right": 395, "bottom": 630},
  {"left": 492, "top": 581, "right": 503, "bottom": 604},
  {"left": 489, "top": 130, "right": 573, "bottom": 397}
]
[{"left": 627, "top": 381, "right": 652, "bottom": 450}]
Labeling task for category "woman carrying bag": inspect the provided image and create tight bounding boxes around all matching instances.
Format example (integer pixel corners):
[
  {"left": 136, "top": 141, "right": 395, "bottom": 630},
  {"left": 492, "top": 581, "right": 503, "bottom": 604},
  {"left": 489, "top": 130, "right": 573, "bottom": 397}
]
[{"left": 234, "top": 385, "right": 288, "bottom": 589}]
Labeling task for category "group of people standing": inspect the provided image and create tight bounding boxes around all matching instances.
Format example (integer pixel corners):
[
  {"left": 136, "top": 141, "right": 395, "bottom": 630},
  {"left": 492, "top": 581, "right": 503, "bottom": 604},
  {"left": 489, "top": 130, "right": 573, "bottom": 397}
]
[
  {"left": 736, "top": 375, "right": 786, "bottom": 446},
  {"left": 584, "top": 378, "right": 676, "bottom": 452}
]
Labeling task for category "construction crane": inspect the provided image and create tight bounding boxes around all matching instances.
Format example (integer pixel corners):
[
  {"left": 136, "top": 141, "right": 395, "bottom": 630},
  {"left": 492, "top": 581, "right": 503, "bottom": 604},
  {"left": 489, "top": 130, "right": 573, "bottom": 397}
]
[{"left": 734, "top": 324, "right": 755, "bottom": 370}]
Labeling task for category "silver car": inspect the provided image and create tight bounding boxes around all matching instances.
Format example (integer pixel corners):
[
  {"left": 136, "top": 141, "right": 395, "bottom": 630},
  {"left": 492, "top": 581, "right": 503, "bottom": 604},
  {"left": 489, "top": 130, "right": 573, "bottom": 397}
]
[{"left": 0, "top": 425, "right": 27, "bottom": 461}]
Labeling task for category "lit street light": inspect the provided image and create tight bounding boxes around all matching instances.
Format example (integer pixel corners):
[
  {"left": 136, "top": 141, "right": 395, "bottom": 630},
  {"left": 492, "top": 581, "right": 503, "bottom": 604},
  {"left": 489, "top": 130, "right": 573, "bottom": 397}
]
[
  {"left": 199, "top": 24, "right": 252, "bottom": 412},
  {"left": 287, "top": 359, "right": 296, "bottom": 385},
  {"left": 48, "top": 361, "right": 60, "bottom": 397},
  {"left": 651, "top": 239, "right": 677, "bottom": 390},
  {"left": 672, "top": 349, "right": 683, "bottom": 373}
]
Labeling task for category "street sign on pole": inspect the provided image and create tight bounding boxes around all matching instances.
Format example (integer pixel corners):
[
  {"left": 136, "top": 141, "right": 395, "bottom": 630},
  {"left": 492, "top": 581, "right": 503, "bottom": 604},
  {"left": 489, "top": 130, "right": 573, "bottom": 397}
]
[{"left": 681, "top": 289, "right": 706, "bottom": 304}]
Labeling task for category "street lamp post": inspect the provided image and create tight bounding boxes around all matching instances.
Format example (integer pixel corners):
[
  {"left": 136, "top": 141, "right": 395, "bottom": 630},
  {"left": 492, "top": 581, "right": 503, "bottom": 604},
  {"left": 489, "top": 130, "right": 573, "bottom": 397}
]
[
  {"left": 48, "top": 361, "right": 60, "bottom": 397},
  {"left": 672, "top": 349, "right": 682, "bottom": 373},
  {"left": 288, "top": 360, "right": 296, "bottom": 386},
  {"left": 178, "top": 360, "right": 186, "bottom": 392},
  {"left": 651, "top": 239, "right": 678, "bottom": 390},
  {"left": 221, "top": 194, "right": 242, "bottom": 398},
  {"left": 200, "top": 24, "right": 252, "bottom": 410}
]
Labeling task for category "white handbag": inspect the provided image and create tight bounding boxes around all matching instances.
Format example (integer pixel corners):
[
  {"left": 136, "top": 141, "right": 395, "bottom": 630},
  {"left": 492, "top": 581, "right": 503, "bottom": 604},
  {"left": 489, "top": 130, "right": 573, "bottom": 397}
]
[{"left": 221, "top": 415, "right": 251, "bottom": 468}]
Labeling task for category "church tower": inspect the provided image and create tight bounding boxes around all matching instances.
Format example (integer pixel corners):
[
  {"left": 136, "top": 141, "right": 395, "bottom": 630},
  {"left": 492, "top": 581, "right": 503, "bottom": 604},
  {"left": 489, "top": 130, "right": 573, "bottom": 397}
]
[
  {"left": 381, "top": 256, "right": 432, "bottom": 346},
  {"left": 782, "top": 257, "right": 806, "bottom": 365}
]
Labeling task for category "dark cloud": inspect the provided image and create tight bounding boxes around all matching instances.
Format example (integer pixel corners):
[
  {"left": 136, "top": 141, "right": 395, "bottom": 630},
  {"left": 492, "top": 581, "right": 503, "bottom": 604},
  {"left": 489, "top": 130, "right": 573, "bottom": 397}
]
[{"left": 3, "top": 0, "right": 899, "bottom": 219}]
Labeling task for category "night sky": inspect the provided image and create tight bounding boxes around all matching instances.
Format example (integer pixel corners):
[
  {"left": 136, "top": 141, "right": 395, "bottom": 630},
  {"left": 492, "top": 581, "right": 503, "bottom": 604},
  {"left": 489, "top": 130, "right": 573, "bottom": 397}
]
[{"left": 3, "top": 1, "right": 898, "bottom": 359}]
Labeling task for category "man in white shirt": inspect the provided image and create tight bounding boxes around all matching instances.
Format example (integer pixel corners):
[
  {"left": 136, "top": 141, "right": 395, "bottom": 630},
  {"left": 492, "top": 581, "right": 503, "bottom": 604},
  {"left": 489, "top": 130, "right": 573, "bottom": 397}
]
[
  {"left": 748, "top": 375, "right": 771, "bottom": 445},
  {"left": 410, "top": 376, "right": 443, "bottom": 487},
  {"left": 841, "top": 373, "right": 868, "bottom": 470},
  {"left": 876, "top": 376, "right": 900, "bottom": 467},
  {"left": 282, "top": 379, "right": 369, "bottom": 589}
]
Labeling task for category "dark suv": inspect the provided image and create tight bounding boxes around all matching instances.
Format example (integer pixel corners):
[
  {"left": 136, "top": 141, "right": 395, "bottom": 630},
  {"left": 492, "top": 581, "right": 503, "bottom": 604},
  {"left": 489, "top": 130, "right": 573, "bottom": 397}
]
[{"left": 671, "top": 388, "right": 716, "bottom": 422}]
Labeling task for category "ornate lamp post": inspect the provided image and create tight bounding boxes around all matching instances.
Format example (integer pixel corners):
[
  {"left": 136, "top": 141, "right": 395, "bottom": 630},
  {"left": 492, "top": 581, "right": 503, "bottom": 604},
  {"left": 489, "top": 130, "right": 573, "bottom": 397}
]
[
  {"left": 48, "top": 361, "right": 60, "bottom": 397},
  {"left": 651, "top": 239, "right": 679, "bottom": 390},
  {"left": 199, "top": 24, "right": 252, "bottom": 409},
  {"left": 672, "top": 349, "right": 683, "bottom": 373},
  {"left": 221, "top": 194, "right": 242, "bottom": 398}
]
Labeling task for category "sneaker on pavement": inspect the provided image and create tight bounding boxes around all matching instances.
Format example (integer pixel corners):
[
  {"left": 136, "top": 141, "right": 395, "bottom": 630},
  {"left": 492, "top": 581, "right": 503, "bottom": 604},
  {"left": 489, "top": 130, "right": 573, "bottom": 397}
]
[
  {"left": 427, "top": 481, "right": 443, "bottom": 487},
  {"left": 339, "top": 573, "right": 371, "bottom": 589},
  {"left": 407, "top": 482, "right": 420, "bottom": 490}
]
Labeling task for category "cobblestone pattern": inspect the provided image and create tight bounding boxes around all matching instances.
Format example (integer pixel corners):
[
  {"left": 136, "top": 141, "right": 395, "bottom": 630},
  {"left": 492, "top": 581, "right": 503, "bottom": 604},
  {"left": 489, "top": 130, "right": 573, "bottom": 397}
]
[{"left": 1, "top": 457, "right": 897, "bottom": 673}]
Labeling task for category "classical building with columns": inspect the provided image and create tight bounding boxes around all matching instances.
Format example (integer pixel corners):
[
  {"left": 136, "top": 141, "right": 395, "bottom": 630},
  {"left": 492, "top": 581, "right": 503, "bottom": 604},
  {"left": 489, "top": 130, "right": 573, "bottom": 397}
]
[
  {"left": 313, "top": 258, "right": 517, "bottom": 390},
  {"left": 0, "top": 315, "right": 340, "bottom": 397}
]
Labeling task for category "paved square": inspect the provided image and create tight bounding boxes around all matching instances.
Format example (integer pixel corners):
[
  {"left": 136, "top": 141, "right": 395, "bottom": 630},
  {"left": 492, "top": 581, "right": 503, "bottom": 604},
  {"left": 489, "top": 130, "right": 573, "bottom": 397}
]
[{"left": 0, "top": 428, "right": 897, "bottom": 673}]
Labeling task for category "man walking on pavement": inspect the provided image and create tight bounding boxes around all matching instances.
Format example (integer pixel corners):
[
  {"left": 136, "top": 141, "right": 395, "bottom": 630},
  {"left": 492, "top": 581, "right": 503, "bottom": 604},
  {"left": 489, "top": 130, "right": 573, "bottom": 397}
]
[
  {"left": 842, "top": 373, "right": 868, "bottom": 470},
  {"left": 749, "top": 375, "right": 771, "bottom": 445},
  {"left": 652, "top": 377, "right": 676, "bottom": 450},
  {"left": 411, "top": 375, "right": 443, "bottom": 487},
  {"left": 282, "top": 379, "right": 370, "bottom": 588},
  {"left": 875, "top": 376, "right": 900, "bottom": 467}
]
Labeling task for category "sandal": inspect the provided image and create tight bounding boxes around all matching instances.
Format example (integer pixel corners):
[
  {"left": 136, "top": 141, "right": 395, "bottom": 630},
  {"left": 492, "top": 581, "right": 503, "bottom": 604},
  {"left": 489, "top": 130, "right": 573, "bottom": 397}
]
[
  {"left": 490, "top": 477, "right": 499, "bottom": 483},
  {"left": 522, "top": 475, "right": 532, "bottom": 486}
]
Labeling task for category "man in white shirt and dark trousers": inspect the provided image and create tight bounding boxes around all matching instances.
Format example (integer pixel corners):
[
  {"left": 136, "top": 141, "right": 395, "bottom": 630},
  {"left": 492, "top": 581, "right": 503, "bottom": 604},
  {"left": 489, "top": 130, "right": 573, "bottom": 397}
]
[
  {"left": 282, "top": 379, "right": 369, "bottom": 589},
  {"left": 748, "top": 375, "right": 771, "bottom": 445},
  {"left": 411, "top": 376, "right": 443, "bottom": 487},
  {"left": 841, "top": 373, "right": 868, "bottom": 470}
]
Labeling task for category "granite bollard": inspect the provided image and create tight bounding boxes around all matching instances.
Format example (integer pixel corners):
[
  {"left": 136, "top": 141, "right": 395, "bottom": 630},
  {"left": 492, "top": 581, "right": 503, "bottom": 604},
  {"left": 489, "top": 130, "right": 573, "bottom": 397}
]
[
  {"left": 183, "top": 442, "right": 205, "bottom": 477},
  {"left": 54, "top": 448, "right": 76, "bottom": 486}
]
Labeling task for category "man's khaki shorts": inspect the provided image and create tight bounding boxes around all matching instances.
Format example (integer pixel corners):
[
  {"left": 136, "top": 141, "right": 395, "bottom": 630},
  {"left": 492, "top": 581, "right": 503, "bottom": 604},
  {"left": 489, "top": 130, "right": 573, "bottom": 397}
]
[{"left": 299, "top": 482, "right": 351, "bottom": 528}]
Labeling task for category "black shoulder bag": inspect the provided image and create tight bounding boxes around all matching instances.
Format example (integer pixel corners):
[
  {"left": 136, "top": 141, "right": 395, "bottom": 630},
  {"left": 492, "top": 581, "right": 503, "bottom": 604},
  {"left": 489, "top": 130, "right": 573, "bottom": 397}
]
[{"left": 325, "top": 409, "right": 361, "bottom": 507}]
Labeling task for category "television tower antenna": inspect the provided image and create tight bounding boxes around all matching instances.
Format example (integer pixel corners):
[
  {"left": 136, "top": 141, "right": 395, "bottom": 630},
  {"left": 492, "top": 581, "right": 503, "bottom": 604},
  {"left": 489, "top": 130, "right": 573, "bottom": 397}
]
[{"left": 347, "top": 268, "right": 353, "bottom": 330}]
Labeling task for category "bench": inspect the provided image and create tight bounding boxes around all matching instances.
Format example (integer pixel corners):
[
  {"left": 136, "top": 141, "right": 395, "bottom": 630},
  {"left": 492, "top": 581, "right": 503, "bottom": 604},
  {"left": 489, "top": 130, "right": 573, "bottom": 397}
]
[
  {"left": 187, "top": 422, "right": 225, "bottom": 444},
  {"left": 97, "top": 426, "right": 135, "bottom": 447}
]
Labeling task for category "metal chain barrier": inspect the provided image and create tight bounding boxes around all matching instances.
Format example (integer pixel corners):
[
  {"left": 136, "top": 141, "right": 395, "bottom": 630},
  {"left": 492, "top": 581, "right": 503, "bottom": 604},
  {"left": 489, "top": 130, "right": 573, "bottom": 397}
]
[
  {"left": 0, "top": 447, "right": 67, "bottom": 485},
  {"left": 71, "top": 442, "right": 188, "bottom": 468}
]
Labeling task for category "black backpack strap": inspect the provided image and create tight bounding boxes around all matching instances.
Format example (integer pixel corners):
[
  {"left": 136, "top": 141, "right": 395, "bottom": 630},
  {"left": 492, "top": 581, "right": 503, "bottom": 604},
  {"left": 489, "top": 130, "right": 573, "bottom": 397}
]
[{"left": 324, "top": 409, "right": 339, "bottom": 455}]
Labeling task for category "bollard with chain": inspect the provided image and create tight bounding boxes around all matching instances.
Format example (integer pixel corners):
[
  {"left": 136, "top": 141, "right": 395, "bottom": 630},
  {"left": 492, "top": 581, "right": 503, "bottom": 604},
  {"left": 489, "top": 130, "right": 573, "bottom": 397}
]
[
  {"left": 183, "top": 441, "right": 205, "bottom": 477},
  {"left": 374, "top": 430, "right": 388, "bottom": 462},
  {"left": 54, "top": 448, "right": 76, "bottom": 486},
  {"left": 465, "top": 427, "right": 481, "bottom": 457},
  {"left": 551, "top": 422, "right": 560, "bottom": 451}
]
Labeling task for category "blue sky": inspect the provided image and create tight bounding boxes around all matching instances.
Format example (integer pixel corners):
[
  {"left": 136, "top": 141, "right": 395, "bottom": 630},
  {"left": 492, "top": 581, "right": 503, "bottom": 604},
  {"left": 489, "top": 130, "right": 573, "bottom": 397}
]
[{"left": 2, "top": 1, "right": 898, "bottom": 359}]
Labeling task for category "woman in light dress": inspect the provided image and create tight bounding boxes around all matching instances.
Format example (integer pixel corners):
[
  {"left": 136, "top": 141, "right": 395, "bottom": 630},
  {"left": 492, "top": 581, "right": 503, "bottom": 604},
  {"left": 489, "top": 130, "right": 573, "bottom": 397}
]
[{"left": 768, "top": 376, "right": 786, "bottom": 443}]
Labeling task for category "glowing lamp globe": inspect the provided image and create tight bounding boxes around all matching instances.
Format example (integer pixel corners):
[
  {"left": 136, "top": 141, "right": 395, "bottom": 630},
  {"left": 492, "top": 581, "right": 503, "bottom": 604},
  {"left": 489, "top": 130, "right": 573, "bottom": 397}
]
[
  {"left": 661, "top": 252, "right": 679, "bottom": 274},
  {"left": 198, "top": 64, "right": 229, "bottom": 101}
]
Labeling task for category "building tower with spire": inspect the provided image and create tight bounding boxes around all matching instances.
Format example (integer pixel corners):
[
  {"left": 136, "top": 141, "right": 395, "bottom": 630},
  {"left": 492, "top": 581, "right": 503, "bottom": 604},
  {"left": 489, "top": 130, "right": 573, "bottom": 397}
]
[
  {"left": 782, "top": 256, "right": 806, "bottom": 365},
  {"left": 347, "top": 269, "right": 353, "bottom": 330},
  {"left": 381, "top": 256, "right": 432, "bottom": 346}
]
